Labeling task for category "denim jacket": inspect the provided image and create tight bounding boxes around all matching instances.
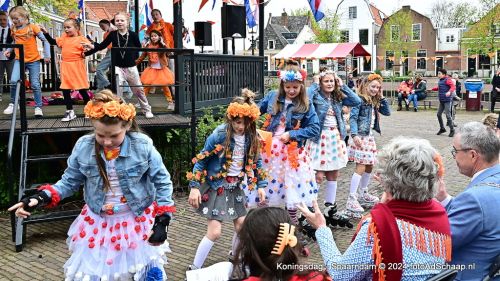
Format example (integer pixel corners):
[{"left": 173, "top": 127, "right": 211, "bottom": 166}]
[
  {"left": 258, "top": 90, "right": 320, "bottom": 147},
  {"left": 350, "top": 98, "right": 391, "bottom": 136},
  {"left": 307, "top": 83, "right": 361, "bottom": 142},
  {"left": 45, "top": 133, "right": 174, "bottom": 216},
  {"left": 189, "top": 124, "right": 267, "bottom": 190}
]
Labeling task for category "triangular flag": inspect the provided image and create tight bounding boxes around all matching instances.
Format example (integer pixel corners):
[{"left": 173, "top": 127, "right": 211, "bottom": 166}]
[
  {"left": 199, "top": 0, "right": 209, "bottom": 12},
  {"left": 377, "top": 56, "right": 384, "bottom": 60},
  {"left": 488, "top": 52, "right": 495, "bottom": 58},
  {"left": 365, "top": 56, "right": 371, "bottom": 63}
]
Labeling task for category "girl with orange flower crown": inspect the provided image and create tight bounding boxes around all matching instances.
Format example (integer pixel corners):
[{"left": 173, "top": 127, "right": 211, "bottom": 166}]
[
  {"left": 9, "top": 90, "right": 175, "bottom": 281},
  {"left": 345, "top": 73, "right": 391, "bottom": 219},
  {"left": 136, "top": 29, "right": 175, "bottom": 108},
  {"left": 255, "top": 60, "right": 320, "bottom": 255},
  {"left": 41, "top": 18, "right": 91, "bottom": 122},
  {"left": 187, "top": 89, "right": 268, "bottom": 270}
]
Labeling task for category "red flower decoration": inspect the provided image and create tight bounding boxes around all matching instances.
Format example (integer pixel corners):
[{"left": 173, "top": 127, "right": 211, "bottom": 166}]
[
  {"left": 115, "top": 223, "right": 120, "bottom": 230},
  {"left": 102, "top": 222, "right": 107, "bottom": 228},
  {"left": 134, "top": 225, "right": 141, "bottom": 233},
  {"left": 89, "top": 242, "right": 95, "bottom": 249},
  {"left": 84, "top": 216, "right": 91, "bottom": 222},
  {"left": 124, "top": 234, "right": 129, "bottom": 240},
  {"left": 79, "top": 231, "right": 86, "bottom": 238},
  {"left": 115, "top": 244, "right": 121, "bottom": 251},
  {"left": 81, "top": 209, "right": 87, "bottom": 215},
  {"left": 88, "top": 237, "right": 95, "bottom": 243},
  {"left": 93, "top": 228, "right": 98, "bottom": 235},
  {"left": 122, "top": 221, "right": 127, "bottom": 227},
  {"left": 111, "top": 236, "right": 117, "bottom": 243},
  {"left": 88, "top": 219, "right": 95, "bottom": 225},
  {"left": 217, "top": 187, "right": 224, "bottom": 196},
  {"left": 201, "top": 193, "right": 209, "bottom": 202}
]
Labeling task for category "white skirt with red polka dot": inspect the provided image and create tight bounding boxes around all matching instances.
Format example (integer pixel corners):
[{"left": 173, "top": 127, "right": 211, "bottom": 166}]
[
  {"left": 63, "top": 204, "right": 170, "bottom": 280},
  {"left": 348, "top": 134, "right": 378, "bottom": 165}
]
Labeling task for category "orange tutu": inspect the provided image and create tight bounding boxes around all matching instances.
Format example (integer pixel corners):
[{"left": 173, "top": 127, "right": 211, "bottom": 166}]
[{"left": 140, "top": 66, "right": 174, "bottom": 86}]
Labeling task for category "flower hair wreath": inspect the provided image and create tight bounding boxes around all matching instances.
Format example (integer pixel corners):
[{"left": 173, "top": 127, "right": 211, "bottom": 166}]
[
  {"left": 277, "top": 69, "right": 307, "bottom": 82},
  {"left": 367, "top": 73, "right": 383, "bottom": 82},
  {"left": 226, "top": 102, "right": 260, "bottom": 121},
  {"left": 84, "top": 100, "right": 136, "bottom": 121}
]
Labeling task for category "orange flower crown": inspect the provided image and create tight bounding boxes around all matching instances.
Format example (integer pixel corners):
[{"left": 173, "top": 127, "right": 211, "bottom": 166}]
[
  {"left": 84, "top": 100, "right": 136, "bottom": 121},
  {"left": 226, "top": 102, "right": 260, "bottom": 121},
  {"left": 367, "top": 73, "right": 383, "bottom": 82}
]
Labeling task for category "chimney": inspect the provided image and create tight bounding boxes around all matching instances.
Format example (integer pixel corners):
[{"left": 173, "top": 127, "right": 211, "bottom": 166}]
[
  {"left": 402, "top": 5, "right": 411, "bottom": 11},
  {"left": 281, "top": 9, "right": 288, "bottom": 27}
]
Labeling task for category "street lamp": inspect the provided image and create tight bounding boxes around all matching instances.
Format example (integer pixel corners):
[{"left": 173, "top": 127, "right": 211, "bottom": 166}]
[{"left": 248, "top": 26, "right": 257, "bottom": 56}]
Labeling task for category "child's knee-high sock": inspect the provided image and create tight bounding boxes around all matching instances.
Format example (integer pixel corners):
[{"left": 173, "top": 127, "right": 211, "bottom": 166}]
[
  {"left": 359, "top": 172, "right": 371, "bottom": 192},
  {"left": 231, "top": 232, "right": 239, "bottom": 255},
  {"left": 287, "top": 208, "right": 298, "bottom": 225},
  {"left": 162, "top": 86, "right": 173, "bottom": 102},
  {"left": 349, "top": 173, "right": 362, "bottom": 195},
  {"left": 325, "top": 181, "right": 338, "bottom": 204},
  {"left": 193, "top": 236, "right": 215, "bottom": 269}
]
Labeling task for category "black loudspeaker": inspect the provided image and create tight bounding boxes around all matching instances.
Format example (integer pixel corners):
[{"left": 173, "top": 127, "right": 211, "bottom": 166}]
[
  {"left": 194, "top": 22, "right": 212, "bottom": 46},
  {"left": 221, "top": 5, "right": 246, "bottom": 39}
]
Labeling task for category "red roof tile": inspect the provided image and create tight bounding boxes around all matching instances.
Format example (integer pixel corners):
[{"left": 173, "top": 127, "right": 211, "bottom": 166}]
[
  {"left": 369, "top": 4, "right": 386, "bottom": 26},
  {"left": 86, "top": 1, "right": 128, "bottom": 21}
]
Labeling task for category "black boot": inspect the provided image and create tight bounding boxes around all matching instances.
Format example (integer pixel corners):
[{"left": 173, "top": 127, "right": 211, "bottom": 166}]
[
  {"left": 437, "top": 128, "right": 446, "bottom": 135},
  {"left": 298, "top": 213, "right": 317, "bottom": 242},
  {"left": 448, "top": 130, "right": 455, "bottom": 137}
]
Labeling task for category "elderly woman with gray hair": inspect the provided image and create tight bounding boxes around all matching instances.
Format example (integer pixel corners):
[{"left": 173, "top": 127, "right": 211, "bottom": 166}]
[{"left": 298, "top": 136, "right": 451, "bottom": 281}]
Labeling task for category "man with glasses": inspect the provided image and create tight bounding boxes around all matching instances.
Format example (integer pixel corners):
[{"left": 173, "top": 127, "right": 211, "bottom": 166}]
[{"left": 436, "top": 122, "right": 500, "bottom": 280}]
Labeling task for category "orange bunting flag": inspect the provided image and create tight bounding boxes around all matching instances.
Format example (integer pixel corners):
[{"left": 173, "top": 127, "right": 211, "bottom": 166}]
[
  {"left": 488, "top": 52, "right": 496, "bottom": 58},
  {"left": 365, "top": 56, "right": 371, "bottom": 63},
  {"left": 376, "top": 56, "right": 384, "bottom": 60}
]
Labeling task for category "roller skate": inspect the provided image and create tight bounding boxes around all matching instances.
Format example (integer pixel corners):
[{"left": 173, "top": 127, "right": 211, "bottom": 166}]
[
  {"left": 323, "top": 202, "right": 354, "bottom": 229},
  {"left": 357, "top": 190, "right": 380, "bottom": 209},
  {"left": 344, "top": 194, "right": 364, "bottom": 219},
  {"left": 297, "top": 213, "right": 316, "bottom": 257}
]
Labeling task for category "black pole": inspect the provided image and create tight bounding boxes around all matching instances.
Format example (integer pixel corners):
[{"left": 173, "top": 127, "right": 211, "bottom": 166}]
[
  {"left": 134, "top": 0, "right": 139, "bottom": 33},
  {"left": 173, "top": 0, "right": 183, "bottom": 48},
  {"left": 232, "top": 38, "right": 235, "bottom": 55},
  {"left": 16, "top": 0, "right": 22, "bottom": 6},
  {"left": 258, "top": 1, "right": 264, "bottom": 57},
  {"left": 222, "top": 2, "right": 228, "bottom": 54}
]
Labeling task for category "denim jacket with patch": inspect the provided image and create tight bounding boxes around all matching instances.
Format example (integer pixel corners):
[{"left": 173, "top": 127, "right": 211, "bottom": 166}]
[
  {"left": 46, "top": 133, "right": 174, "bottom": 216},
  {"left": 307, "top": 83, "right": 361, "bottom": 142},
  {"left": 350, "top": 98, "right": 391, "bottom": 136},
  {"left": 189, "top": 124, "right": 267, "bottom": 190},
  {"left": 258, "top": 90, "right": 320, "bottom": 147}
]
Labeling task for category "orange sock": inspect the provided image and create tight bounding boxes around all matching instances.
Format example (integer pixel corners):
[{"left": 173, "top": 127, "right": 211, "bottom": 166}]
[{"left": 144, "top": 87, "right": 151, "bottom": 96}]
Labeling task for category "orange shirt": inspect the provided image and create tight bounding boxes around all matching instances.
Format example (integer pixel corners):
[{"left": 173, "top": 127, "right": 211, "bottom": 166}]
[
  {"left": 12, "top": 24, "right": 42, "bottom": 62},
  {"left": 146, "top": 20, "right": 174, "bottom": 48},
  {"left": 56, "top": 35, "right": 90, "bottom": 62}
]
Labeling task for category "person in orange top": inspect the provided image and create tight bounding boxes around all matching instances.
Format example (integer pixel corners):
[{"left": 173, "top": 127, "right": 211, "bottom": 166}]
[
  {"left": 146, "top": 9, "right": 174, "bottom": 49},
  {"left": 3, "top": 6, "right": 51, "bottom": 118},
  {"left": 136, "top": 30, "right": 174, "bottom": 107},
  {"left": 146, "top": 9, "right": 175, "bottom": 97},
  {"left": 42, "top": 18, "right": 91, "bottom": 122}
]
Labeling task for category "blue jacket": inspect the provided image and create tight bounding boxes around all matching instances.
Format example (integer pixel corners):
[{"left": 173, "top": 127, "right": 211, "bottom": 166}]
[
  {"left": 446, "top": 164, "right": 500, "bottom": 281},
  {"left": 46, "top": 133, "right": 174, "bottom": 216},
  {"left": 437, "top": 77, "right": 454, "bottom": 102},
  {"left": 307, "top": 83, "right": 361, "bottom": 142},
  {"left": 350, "top": 97, "right": 391, "bottom": 137},
  {"left": 259, "top": 90, "right": 320, "bottom": 147},
  {"left": 189, "top": 124, "right": 267, "bottom": 190}
]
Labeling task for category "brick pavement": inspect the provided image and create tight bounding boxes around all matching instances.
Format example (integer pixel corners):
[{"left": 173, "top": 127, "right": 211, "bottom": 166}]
[{"left": 0, "top": 109, "right": 487, "bottom": 281}]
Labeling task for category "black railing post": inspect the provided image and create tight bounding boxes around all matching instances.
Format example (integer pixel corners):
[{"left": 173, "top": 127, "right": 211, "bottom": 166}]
[
  {"left": 110, "top": 47, "right": 116, "bottom": 93},
  {"left": 19, "top": 45, "right": 26, "bottom": 132},
  {"left": 190, "top": 52, "right": 196, "bottom": 158}
]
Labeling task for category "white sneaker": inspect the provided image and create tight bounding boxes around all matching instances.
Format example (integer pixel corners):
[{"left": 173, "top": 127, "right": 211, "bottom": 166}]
[
  {"left": 167, "top": 102, "right": 175, "bottom": 110},
  {"left": 346, "top": 194, "right": 364, "bottom": 213},
  {"left": 3, "top": 103, "right": 18, "bottom": 114},
  {"left": 144, "top": 111, "right": 154, "bottom": 118},
  {"left": 61, "top": 110, "right": 76, "bottom": 122},
  {"left": 34, "top": 107, "right": 43, "bottom": 118},
  {"left": 358, "top": 190, "right": 380, "bottom": 208},
  {"left": 135, "top": 102, "right": 141, "bottom": 109}
]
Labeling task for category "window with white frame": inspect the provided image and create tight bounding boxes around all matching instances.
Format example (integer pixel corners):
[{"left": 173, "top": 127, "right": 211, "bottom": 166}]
[
  {"left": 412, "top": 23, "right": 421, "bottom": 41},
  {"left": 55, "top": 22, "right": 62, "bottom": 37},
  {"left": 494, "top": 24, "right": 500, "bottom": 37},
  {"left": 416, "top": 49, "right": 427, "bottom": 70},
  {"left": 359, "top": 29, "right": 369, "bottom": 45},
  {"left": 349, "top": 6, "right": 357, "bottom": 19},
  {"left": 445, "top": 35, "right": 455, "bottom": 42},
  {"left": 391, "top": 25, "right": 400, "bottom": 42},
  {"left": 268, "top": 40, "right": 275, "bottom": 50}
]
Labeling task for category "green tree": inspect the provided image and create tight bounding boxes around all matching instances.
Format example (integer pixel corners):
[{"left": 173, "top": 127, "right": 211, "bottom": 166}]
[
  {"left": 22, "top": 0, "right": 78, "bottom": 23},
  {"left": 311, "top": 13, "right": 341, "bottom": 43},
  {"left": 378, "top": 9, "right": 418, "bottom": 75},
  {"left": 461, "top": 4, "right": 500, "bottom": 60}
]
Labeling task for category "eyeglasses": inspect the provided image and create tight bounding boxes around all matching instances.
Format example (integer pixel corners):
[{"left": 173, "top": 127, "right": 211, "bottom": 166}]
[{"left": 451, "top": 147, "right": 473, "bottom": 158}]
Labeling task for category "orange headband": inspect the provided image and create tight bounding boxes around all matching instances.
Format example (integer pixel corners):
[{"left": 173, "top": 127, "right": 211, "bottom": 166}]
[
  {"left": 226, "top": 102, "right": 260, "bottom": 121},
  {"left": 84, "top": 100, "right": 136, "bottom": 121}
]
